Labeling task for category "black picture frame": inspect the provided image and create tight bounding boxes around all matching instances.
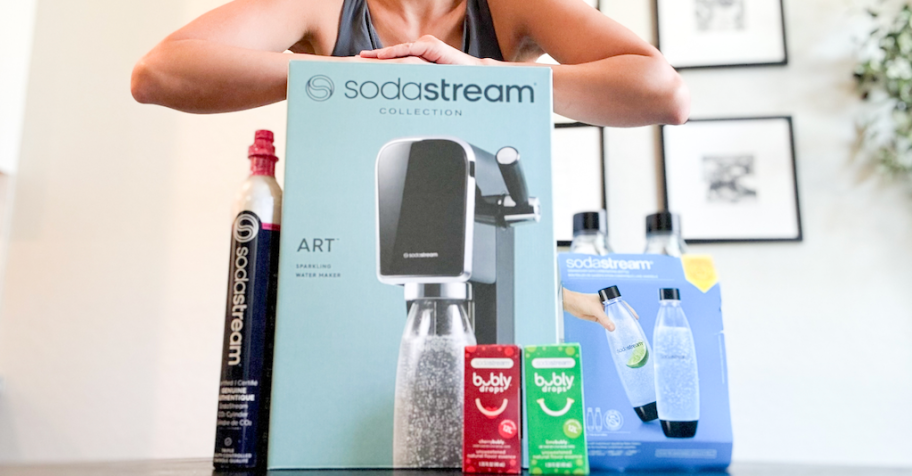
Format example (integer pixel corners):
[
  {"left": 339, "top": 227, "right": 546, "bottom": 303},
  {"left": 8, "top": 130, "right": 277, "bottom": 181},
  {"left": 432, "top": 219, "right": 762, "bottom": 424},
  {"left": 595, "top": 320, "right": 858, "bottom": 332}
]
[
  {"left": 553, "top": 122, "right": 607, "bottom": 247},
  {"left": 659, "top": 116, "right": 803, "bottom": 243},
  {"left": 655, "top": 0, "right": 789, "bottom": 70}
]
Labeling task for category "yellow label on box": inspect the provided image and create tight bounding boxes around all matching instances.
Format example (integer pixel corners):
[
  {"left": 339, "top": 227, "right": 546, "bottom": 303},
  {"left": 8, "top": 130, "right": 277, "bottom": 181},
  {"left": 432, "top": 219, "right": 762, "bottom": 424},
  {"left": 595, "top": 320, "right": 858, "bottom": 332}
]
[{"left": 681, "top": 255, "right": 718, "bottom": 293}]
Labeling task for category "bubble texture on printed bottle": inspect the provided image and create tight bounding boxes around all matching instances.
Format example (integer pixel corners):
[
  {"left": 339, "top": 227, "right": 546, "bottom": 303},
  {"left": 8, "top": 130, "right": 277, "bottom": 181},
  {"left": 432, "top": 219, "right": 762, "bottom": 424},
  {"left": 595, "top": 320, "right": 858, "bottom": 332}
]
[{"left": 393, "top": 299, "right": 476, "bottom": 467}]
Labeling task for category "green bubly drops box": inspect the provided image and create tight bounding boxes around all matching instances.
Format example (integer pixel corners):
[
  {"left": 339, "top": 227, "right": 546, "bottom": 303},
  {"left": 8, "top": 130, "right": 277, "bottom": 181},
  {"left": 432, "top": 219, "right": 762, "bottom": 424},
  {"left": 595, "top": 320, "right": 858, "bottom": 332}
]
[{"left": 523, "top": 344, "right": 589, "bottom": 475}]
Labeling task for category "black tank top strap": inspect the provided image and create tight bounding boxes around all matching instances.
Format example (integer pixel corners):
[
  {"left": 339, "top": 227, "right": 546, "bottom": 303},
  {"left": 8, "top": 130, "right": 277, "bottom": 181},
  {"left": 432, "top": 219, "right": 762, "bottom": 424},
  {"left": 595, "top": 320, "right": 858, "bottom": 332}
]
[
  {"left": 331, "top": 0, "right": 505, "bottom": 61},
  {"left": 331, "top": 0, "right": 382, "bottom": 57},
  {"left": 464, "top": 0, "right": 505, "bottom": 60}
]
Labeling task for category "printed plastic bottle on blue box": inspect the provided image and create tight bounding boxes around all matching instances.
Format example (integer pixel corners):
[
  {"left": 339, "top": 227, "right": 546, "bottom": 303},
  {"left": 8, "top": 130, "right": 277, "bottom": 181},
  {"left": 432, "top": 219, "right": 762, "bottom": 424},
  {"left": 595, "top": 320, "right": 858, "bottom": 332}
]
[{"left": 653, "top": 288, "right": 700, "bottom": 438}]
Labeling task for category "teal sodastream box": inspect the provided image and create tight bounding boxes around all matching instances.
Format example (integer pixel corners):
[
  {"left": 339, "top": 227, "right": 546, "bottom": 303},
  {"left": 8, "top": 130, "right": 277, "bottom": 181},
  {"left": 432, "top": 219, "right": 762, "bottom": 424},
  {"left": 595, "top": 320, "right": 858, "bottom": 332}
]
[{"left": 267, "top": 61, "right": 557, "bottom": 469}]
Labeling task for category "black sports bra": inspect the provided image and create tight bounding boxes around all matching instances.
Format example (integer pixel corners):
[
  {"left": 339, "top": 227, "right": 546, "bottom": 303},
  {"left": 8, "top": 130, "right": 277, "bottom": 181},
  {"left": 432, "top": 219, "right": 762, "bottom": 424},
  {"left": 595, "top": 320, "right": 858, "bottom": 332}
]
[{"left": 331, "top": 0, "right": 505, "bottom": 61}]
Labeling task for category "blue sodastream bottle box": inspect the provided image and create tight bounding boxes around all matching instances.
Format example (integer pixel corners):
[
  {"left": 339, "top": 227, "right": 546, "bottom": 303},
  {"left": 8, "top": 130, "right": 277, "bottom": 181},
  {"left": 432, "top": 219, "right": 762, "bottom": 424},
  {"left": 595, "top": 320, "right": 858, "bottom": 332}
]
[
  {"left": 560, "top": 253, "right": 733, "bottom": 471},
  {"left": 267, "top": 62, "right": 558, "bottom": 469}
]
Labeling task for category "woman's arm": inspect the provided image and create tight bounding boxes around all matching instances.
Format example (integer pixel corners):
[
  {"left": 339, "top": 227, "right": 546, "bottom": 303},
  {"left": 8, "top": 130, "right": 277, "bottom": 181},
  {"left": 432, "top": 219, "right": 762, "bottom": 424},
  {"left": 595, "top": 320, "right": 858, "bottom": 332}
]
[
  {"left": 515, "top": 0, "right": 689, "bottom": 127},
  {"left": 547, "top": 56, "right": 688, "bottom": 127},
  {"left": 131, "top": 0, "right": 340, "bottom": 113},
  {"left": 361, "top": 0, "right": 689, "bottom": 127}
]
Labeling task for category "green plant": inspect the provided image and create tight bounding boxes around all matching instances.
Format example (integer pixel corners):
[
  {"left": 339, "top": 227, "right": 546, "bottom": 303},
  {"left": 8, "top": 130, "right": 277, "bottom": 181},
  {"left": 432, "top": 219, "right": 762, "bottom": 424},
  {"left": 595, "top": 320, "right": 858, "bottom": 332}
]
[{"left": 855, "top": 3, "right": 912, "bottom": 177}]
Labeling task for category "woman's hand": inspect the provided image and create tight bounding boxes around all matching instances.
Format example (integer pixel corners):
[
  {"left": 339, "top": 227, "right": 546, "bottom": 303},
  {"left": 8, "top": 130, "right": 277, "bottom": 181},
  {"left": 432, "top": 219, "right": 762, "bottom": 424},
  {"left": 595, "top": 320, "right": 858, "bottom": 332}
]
[
  {"left": 359, "top": 35, "right": 485, "bottom": 65},
  {"left": 562, "top": 288, "right": 616, "bottom": 332}
]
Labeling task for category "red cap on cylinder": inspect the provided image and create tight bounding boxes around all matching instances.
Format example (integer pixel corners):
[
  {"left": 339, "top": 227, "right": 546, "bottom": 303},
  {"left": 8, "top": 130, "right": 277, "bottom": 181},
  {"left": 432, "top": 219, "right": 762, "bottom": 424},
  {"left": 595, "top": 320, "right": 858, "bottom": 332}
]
[{"left": 248, "top": 129, "right": 278, "bottom": 176}]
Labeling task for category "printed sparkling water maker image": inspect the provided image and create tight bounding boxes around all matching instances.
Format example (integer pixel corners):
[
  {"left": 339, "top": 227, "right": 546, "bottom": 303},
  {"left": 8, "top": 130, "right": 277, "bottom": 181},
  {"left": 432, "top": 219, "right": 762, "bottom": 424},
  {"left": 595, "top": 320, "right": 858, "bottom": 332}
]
[{"left": 375, "top": 137, "right": 541, "bottom": 467}]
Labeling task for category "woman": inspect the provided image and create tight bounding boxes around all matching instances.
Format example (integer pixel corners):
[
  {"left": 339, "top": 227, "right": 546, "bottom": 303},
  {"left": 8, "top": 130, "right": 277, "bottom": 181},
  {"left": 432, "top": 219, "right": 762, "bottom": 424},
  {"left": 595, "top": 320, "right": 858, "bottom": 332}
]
[{"left": 131, "top": 0, "right": 689, "bottom": 127}]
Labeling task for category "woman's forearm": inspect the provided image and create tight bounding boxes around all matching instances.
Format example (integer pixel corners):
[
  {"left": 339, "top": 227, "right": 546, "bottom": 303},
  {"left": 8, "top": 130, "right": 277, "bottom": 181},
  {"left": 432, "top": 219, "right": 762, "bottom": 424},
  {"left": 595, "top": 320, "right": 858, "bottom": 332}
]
[
  {"left": 549, "top": 54, "right": 690, "bottom": 128},
  {"left": 131, "top": 39, "right": 346, "bottom": 114},
  {"left": 132, "top": 37, "right": 690, "bottom": 123}
]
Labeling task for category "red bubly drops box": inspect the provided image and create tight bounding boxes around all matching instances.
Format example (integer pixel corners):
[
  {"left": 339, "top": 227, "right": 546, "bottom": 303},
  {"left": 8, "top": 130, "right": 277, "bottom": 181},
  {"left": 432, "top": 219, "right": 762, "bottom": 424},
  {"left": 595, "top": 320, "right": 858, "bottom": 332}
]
[{"left": 464, "top": 345, "right": 522, "bottom": 474}]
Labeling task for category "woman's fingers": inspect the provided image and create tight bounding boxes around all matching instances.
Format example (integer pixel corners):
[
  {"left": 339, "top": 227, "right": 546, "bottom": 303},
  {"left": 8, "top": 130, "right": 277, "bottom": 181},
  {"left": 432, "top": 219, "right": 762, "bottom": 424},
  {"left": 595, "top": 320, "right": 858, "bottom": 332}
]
[
  {"left": 410, "top": 35, "right": 479, "bottom": 64},
  {"left": 359, "top": 42, "right": 413, "bottom": 59},
  {"left": 381, "top": 42, "right": 417, "bottom": 59},
  {"left": 406, "top": 36, "right": 447, "bottom": 63},
  {"left": 359, "top": 36, "right": 481, "bottom": 65},
  {"left": 389, "top": 56, "right": 432, "bottom": 64}
]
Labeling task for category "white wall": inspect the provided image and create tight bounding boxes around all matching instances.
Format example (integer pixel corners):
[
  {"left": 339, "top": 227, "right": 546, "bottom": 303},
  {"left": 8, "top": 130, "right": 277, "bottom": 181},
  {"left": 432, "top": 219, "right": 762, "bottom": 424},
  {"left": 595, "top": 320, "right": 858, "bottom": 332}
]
[
  {"left": 0, "top": 0, "right": 39, "bottom": 326},
  {"left": 0, "top": 0, "right": 286, "bottom": 462},
  {"left": 0, "top": 0, "right": 910, "bottom": 467},
  {"left": 0, "top": 0, "right": 38, "bottom": 175},
  {"left": 604, "top": 0, "right": 912, "bottom": 468}
]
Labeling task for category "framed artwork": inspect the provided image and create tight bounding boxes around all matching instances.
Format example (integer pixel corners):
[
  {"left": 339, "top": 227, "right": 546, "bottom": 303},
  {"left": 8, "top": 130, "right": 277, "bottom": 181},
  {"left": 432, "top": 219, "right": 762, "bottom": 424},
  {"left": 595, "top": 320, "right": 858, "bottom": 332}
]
[
  {"left": 552, "top": 123, "right": 607, "bottom": 246},
  {"left": 660, "top": 116, "right": 802, "bottom": 243},
  {"left": 655, "top": 0, "right": 788, "bottom": 69}
]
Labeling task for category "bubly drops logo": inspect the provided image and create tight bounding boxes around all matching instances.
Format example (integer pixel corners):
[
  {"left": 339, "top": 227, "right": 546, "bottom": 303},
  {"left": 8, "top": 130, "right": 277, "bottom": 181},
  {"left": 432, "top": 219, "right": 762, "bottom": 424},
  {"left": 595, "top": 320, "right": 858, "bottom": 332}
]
[
  {"left": 233, "top": 213, "right": 259, "bottom": 243},
  {"left": 534, "top": 372, "right": 574, "bottom": 394},
  {"left": 473, "top": 372, "right": 512, "bottom": 394},
  {"left": 306, "top": 75, "right": 334, "bottom": 101}
]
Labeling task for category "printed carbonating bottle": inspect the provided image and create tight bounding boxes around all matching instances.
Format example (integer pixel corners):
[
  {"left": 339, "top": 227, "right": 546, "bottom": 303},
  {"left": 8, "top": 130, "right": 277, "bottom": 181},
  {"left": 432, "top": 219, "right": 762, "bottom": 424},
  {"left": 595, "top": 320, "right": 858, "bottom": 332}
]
[
  {"left": 653, "top": 288, "right": 700, "bottom": 438},
  {"left": 213, "top": 130, "right": 283, "bottom": 470},
  {"left": 393, "top": 283, "right": 476, "bottom": 468},
  {"left": 598, "top": 286, "right": 657, "bottom": 422}
]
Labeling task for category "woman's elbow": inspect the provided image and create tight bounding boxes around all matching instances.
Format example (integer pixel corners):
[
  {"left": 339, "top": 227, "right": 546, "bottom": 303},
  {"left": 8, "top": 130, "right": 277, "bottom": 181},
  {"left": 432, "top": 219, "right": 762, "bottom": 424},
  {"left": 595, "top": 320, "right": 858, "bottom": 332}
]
[
  {"left": 660, "top": 69, "right": 690, "bottom": 126},
  {"left": 131, "top": 57, "right": 156, "bottom": 105},
  {"left": 131, "top": 42, "right": 179, "bottom": 106}
]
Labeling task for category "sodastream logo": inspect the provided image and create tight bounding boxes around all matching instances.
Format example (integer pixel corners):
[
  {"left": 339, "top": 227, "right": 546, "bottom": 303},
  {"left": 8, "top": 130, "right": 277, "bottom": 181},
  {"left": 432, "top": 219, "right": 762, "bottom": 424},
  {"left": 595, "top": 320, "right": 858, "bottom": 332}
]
[
  {"left": 303, "top": 74, "right": 536, "bottom": 104},
  {"left": 343, "top": 77, "right": 534, "bottom": 103},
  {"left": 233, "top": 213, "right": 259, "bottom": 243},
  {"left": 565, "top": 256, "right": 653, "bottom": 270},
  {"left": 227, "top": 218, "right": 256, "bottom": 366},
  {"left": 306, "top": 75, "right": 334, "bottom": 101}
]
